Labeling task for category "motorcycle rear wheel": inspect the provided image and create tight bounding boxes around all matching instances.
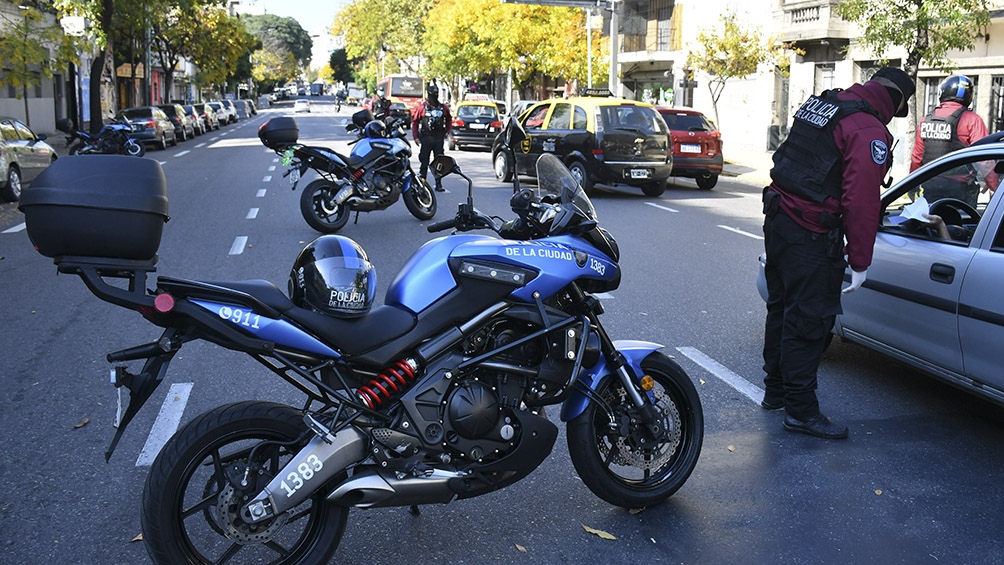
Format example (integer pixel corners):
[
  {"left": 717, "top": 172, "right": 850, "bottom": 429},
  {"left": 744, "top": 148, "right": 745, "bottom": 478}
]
[
  {"left": 567, "top": 352, "right": 703, "bottom": 508},
  {"left": 300, "top": 179, "right": 350, "bottom": 233},
  {"left": 404, "top": 177, "right": 437, "bottom": 220},
  {"left": 142, "top": 401, "right": 348, "bottom": 564}
]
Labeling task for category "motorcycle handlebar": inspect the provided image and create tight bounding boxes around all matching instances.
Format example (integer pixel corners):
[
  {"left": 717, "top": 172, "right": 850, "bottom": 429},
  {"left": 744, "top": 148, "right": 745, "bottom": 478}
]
[{"left": 427, "top": 218, "right": 458, "bottom": 233}]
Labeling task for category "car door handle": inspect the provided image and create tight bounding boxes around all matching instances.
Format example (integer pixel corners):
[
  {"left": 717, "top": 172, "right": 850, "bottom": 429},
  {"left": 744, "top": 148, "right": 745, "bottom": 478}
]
[{"left": 930, "top": 263, "right": 955, "bottom": 284}]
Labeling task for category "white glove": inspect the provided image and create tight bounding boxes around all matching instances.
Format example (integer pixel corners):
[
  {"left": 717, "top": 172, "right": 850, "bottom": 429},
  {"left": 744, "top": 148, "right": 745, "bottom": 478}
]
[{"left": 842, "top": 269, "right": 867, "bottom": 294}]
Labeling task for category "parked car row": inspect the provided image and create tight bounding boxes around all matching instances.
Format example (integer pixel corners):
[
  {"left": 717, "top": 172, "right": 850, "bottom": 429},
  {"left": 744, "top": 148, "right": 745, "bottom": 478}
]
[{"left": 113, "top": 99, "right": 249, "bottom": 151}]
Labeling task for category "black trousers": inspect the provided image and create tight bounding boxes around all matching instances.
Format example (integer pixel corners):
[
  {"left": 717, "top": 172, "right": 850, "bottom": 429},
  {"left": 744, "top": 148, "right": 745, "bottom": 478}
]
[
  {"left": 762, "top": 210, "right": 846, "bottom": 420},
  {"left": 418, "top": 133, "right": 445, "bottom": 186}
]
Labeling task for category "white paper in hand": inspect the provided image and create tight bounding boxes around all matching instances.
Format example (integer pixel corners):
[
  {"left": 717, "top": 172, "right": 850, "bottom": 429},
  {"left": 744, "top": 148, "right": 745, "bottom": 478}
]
[{"left": 888, "top": 197, "right": 930, "bottom": 225}]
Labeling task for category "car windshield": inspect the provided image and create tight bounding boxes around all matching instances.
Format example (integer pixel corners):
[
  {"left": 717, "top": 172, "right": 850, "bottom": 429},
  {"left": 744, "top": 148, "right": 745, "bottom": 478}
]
[
  {"left": 535, "top": 153, "right": 596, "bottom": 223},
  {"left": 661, "top": 112, "right": 714, "bottom": 132}
]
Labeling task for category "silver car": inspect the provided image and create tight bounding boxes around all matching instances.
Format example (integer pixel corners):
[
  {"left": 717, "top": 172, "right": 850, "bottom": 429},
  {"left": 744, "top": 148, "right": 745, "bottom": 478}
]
[
  {"left": 0, "top": 117, "right": 58, "bottom": 202},
  {"left": 757, "top": 133, "right": 1004, "bottom": 405}
]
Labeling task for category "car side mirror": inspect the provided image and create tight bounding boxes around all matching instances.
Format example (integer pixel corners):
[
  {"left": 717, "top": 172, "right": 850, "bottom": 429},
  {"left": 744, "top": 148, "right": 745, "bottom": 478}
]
[{"left": 503, "top": 116, "right": 527, "bottom": 150}]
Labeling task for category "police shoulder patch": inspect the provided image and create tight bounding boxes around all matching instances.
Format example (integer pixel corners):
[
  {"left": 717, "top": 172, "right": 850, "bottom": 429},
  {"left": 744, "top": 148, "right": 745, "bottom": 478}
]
[{"left": 870, "top": 140, "right": 889, "bottom": 165}]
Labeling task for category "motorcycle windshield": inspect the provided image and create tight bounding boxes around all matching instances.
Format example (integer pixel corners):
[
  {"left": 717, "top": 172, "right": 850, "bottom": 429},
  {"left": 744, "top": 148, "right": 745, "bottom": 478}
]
[{"left": 535, "top": 153, "right": 597, "bottom": 234}]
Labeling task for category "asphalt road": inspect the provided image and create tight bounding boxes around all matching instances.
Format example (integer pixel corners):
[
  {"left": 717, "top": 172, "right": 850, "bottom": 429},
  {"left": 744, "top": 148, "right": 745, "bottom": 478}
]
[{"left": 0, "top": 97, "right": 1002, "bottom": 564}]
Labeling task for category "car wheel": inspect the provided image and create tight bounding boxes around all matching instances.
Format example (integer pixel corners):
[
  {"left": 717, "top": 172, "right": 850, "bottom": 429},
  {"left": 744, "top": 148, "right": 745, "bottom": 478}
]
[
  {"left": 567, "top": 160, "right": 594, "bottom": 196},
  {"left": 178, "top": 129, "right": 186, "bottom": 142},
  {"left": 158, "top": 132, "right": 167, "bottom": 151},
  {"left": 448, "top": 139, "right": 457, "bottom": 151},
  {"left": 642, "top": 181, "right": 666, "bottom": 197},
  {"left": 1, "top": 165, "right": 22, "bottom": 202},
  {"left": 493, "top": 150, "right": 513, "bottom": 183},
  {"left": 696, "top": 173, "right": 718, "bottom": 190},
  {"left": 169, "top": 131, "right": 178, "bottom": 146}
]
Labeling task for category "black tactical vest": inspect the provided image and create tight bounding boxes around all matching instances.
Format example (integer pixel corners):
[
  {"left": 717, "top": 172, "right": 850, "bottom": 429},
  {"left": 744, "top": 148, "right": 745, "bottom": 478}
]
[
  {"left": 920, "top": 107, "right": 966, "bottom": 164},
  {"left": 771, "top": 90, "right": 885, "bottom": 203},
  {"left": 420, "top": 101, "right": 446, "bottom": 134}
]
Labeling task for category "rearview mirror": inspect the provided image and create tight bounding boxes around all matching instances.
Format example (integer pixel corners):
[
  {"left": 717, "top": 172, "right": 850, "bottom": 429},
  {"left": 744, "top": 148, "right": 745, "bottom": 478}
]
[
  {"left": 431, "top": 155, "right": 457, "bottom": 178},
  {"left": 503, "top": 116, "right": 527, "bottom": 149}
]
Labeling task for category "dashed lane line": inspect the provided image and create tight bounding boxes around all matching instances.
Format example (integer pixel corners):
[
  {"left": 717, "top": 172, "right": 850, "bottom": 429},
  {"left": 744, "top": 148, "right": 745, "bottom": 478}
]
[
  {"left": 717, "top": 225, "right": 764, "bottom": 240},
  {"left": 135, "top": 382, "right": 193, "bottom": 467},
  {"left": 229, "top": 236, "right": 248, "bottom": 255},
  {"left": 645, "top": 202, "right": 679, "bottom": 213},
  {"left": 676, "top": 346, "right": 762, "bottom": 405},
  {"left": 2, "top": 222, "right": 25, "bottom": 234}
]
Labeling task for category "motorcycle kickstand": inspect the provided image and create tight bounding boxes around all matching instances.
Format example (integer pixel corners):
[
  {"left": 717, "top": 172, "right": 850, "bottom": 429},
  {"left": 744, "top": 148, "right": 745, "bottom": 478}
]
[{"left": 353, "top": 211, "right": 360, "bottom": 224}]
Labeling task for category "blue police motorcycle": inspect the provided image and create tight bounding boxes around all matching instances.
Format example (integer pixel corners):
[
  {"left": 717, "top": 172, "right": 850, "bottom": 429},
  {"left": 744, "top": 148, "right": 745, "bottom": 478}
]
[
  {"left": 24, "top": 131, "right": 702, "bottom": 562},
  {"left": 260, "top": 109, "right": 436, "bottom": 233}
]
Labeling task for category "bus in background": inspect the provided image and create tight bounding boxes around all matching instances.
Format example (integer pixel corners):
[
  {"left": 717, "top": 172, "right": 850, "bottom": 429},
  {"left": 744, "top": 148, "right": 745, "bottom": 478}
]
[{"left": 365, "top": 74, "right": 425, "bottom": 125}]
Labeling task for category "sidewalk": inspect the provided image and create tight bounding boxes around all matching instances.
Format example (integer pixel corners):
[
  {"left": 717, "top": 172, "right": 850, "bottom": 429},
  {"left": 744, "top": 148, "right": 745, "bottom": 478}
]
[{"left": 721, "top": 146, "right": 774, "bottom": 188}]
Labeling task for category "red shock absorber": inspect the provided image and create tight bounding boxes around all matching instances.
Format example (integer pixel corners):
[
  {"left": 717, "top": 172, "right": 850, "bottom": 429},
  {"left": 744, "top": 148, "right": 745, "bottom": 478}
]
[{"left": 357, "top": 357, "right": 420, "bottom": 409}]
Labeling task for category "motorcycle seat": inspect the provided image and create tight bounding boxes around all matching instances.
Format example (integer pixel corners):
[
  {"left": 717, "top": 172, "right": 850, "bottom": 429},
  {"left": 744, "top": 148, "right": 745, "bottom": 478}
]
[{"left": 158, "top": 277, "right": 417, "bottom": 358}]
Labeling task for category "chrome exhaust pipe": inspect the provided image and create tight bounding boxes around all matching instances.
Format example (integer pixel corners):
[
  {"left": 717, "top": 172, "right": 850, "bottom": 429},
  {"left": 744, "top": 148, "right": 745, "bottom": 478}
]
[{"left": 327, "top": 468, "right": 463, "bottom": 508}]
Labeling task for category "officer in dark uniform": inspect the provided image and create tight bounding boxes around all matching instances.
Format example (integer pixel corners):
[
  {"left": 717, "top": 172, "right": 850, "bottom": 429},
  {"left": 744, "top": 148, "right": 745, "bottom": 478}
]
[
  {"left": 910, "top": 75, "right": 992, "bottom": 207},
  {"left": 411, "top": 83, "right": 452, "bottom": 192},
  {"left": 761, "top": 67, "right": 915, "bottom": 439}
]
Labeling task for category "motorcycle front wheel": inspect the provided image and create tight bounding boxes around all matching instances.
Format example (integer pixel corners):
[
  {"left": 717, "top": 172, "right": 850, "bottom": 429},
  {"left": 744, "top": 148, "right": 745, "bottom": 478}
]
[
  {"left": 142, "top": 401, "right": 348, "bottom": 564},
  {"left": 300, "top": 179, "right": 350, "bottom": 233},
  {"left": 567, "top": 351, "right": 703, "bottom": 508},
  {"left": 124, "top": 139, "right": 146, "bottom": 157},
  {"left": 404, "top": 177, "right": 437, "bottom": 220}
]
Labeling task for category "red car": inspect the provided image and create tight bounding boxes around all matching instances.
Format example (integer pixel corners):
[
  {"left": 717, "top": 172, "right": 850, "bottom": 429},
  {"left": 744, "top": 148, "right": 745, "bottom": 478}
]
[{"left": 656, "top": 107, "right": 723, "bottom": 190}]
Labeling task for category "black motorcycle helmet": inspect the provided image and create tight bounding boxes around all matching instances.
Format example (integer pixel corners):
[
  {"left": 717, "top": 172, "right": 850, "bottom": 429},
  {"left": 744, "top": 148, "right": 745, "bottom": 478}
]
[
  {"left": 427, "top": 83, "right": 439, "bottom": 102},
  {"left": 289, "top": 235, "right": 376, "bottom": 318},
  {"left": 364, "top": 120, "right": 387, "bottom": 139},
  {"left": 939, "top": 75, "right": 974, "bottom": 108}
]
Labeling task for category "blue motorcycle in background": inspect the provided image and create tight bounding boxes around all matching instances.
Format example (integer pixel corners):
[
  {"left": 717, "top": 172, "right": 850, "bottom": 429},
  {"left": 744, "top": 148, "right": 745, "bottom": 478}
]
[
  {"left": 259, "top": 108, "right": 436, "bottom": 233},
  {"left": 55, "top": 118, "right": 146, "bottom": 157},
  {"left": 26, "top": 127, "right": 702, "bottom": 562}
]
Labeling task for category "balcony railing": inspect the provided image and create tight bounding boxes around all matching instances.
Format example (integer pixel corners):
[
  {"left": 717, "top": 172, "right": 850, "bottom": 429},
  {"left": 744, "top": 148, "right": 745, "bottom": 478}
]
[{"left": 779, "top": 0, "right": 851, "bottom": 42}]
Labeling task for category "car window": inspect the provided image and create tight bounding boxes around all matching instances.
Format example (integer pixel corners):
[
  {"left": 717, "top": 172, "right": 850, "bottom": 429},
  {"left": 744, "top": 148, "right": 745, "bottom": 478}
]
[
  {"left": 119, "top": 108, "right": 150, "bottom": 119},
  {"left": 458, "top": 105, "right": 493, "bottom": 119},
  {"left": 12, "top": 121, "right": 34, "bottom": 140},
  {"left": 661, "top": 112, "right": 714, "bottom": 131},
  {"left": 523, "top": 104, "right": 550, "bottom": 129},
  {"left": 0, "top": 120, "right": 16, "bottom": 141},
  {"left": 882, "top": 154, "right": 1000, "bottom": 245},
  {"left": 571, "top": 106, "right": 588, "bottom": 130},
  {"left": 601, "top": 106, "right": 665, "bottom": 134},
  {"left": 545, "top": 103, "right": 572, "bottom": 130}
]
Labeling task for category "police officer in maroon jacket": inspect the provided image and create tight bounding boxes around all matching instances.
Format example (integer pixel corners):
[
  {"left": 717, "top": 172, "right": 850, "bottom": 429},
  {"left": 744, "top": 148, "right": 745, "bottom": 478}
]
[{"left": 761, "top": 67, "right": 915, "bottom": 439}]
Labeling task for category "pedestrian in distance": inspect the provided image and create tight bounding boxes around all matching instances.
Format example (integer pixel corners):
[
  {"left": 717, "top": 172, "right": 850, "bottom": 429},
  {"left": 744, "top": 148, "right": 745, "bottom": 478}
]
[
  {"left": 910, "top": 75, "right": 996, "bottom": 207},
  {"left": 761, "top": 67, "right": 916, "bottom": 439},
  {"left": 411, "top": 83, "right": 452, "bottom": 192}
]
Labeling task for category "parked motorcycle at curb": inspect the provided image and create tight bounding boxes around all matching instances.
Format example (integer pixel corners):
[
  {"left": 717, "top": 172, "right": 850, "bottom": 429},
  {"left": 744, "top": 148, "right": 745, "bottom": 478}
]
[
  {"left": 18, "top": 121, "right": 703, "bottom": 563},
  {"left": 258, "top": 108, "right": 436, "bottom": 233},
  {"left": 55, "top": 118, "right": 146, "bottom": 157}
]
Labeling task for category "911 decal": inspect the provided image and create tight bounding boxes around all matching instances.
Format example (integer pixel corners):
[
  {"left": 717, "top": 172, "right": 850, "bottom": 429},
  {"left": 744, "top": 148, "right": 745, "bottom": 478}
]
[{"left": 218, "top": 305, "right": 262, "bottom": 329}]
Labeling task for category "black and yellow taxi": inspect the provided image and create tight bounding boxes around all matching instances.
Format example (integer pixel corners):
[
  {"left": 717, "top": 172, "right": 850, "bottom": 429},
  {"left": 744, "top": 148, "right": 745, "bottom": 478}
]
[{"left": 491, "top": 89, "right": 673, "bottom": 196}]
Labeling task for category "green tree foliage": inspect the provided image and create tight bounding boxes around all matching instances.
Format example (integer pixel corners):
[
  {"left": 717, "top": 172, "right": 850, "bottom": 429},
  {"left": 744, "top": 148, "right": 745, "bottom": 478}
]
[
  {"left": 187, "top": 5, "right": 255, "bottom": 91},
  {"left": 835, "top": 0, "right": 991, "bottom": 121},
  {"left": 334, "top": 0, "right": 602, "bottom": 97},
  {"left": 243, "top": 14, "right": 312, "bottom": 70},
  {"left": 689, "top": 12, "right": 793, "bottom": 128},
  {"left": 328, "top": 48, "right": 354, "bottom": 85},
  {"left": 0, "top": 4, "right": 84, "bottom": 126},
  {"left": 333, "top": 0, "right": 434, "bottom": 89}
]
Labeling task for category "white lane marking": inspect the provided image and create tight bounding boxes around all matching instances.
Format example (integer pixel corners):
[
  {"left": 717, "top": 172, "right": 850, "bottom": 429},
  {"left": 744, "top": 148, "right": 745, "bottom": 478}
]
[
  {"left": 676, "top": 346, "right": 762, "bottom": 404},
  {"left": 195, "top": 142, "right": 206, "bottom": 148},
  {"left": 2, "top": 222, "right": 26, "bottom": 233},
  {"left": 136, "top": 382, "right": 193, "bottom": 467},
  {"left": 247, "top": 208, "right": 259, "bottom": 219},
  {"left": 593, "top": 292, "right": 614, "bottom": 299},
  {"left": 262, "top": 175, "right": 272, "bottom": 182},
  {"left": 727, "top": 191, "right": 761, "bottom": 199},
  {"left": 174, "top": 150, "right": 190, "bottom": 157},
  {"left": 717, "top": 225, "right": 763, "bottom": 240},
  {"left": 256, "top": 188, "right": 267, "bottom": 197},
  {"left": 229, "top": 236, "right": 248, "bottom": 255},
  {"left": 645, "top": 202, "right": 679, "bottom": 213},
  {"left": 267, "top": 165, "right": 275, "bottom": 171}
]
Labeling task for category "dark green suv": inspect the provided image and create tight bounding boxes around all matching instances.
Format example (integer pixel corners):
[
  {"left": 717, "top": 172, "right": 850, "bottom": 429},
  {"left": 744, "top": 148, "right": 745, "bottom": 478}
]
[{"left": 492, "top": 91, "right": 673, "bottom": 196}]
